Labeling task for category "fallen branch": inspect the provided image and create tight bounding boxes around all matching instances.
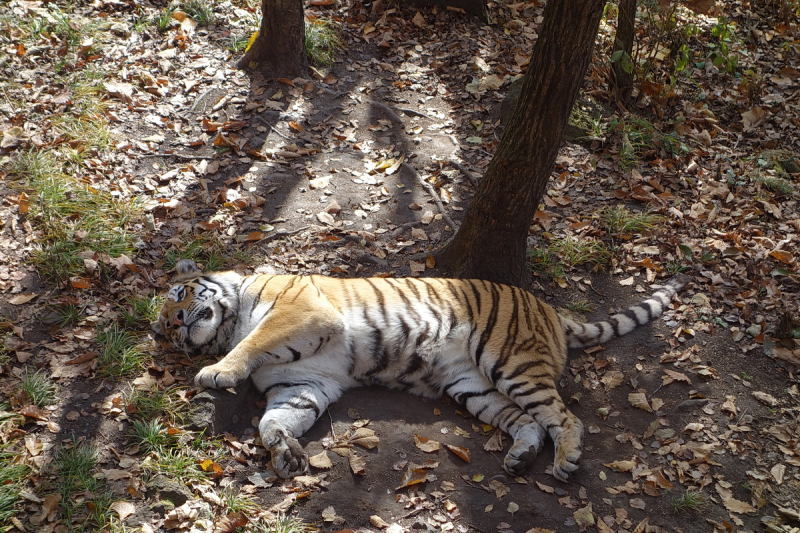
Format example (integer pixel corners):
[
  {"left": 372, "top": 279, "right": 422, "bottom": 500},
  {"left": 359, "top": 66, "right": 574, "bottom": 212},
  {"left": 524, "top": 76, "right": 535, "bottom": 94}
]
[
  {"left": 401, "top": 162, "right": 458, "bottom": 230},
  {"left": 260, "top": 225, "right": 310, "bottom": 243}
]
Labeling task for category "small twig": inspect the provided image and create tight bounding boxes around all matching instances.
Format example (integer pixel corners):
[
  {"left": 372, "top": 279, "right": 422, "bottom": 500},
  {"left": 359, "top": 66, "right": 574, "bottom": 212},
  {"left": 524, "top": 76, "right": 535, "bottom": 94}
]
[
  {"left": 647, "top": 382, "right": 664, "bottom": 399},
  {"left": 401, "top": 162, "right": 458, "bottom": 230},
  {"left": 737, "top": 407, "right": 750, "bottom": 425},
  {"left": 136, "top": 152, "right": 215, "bottom": 160},
  {"left": 183, "top": 87, "right": 216, "bottom": 117},
  {"left": 327, "top": 407, "right": 337, "bottom": 440},
  {"left": 370, "top": 100, "right": 404, "bottom": 125},
  {"left": 401, "top": 508, "right": 425, "bottom": 519},
  {"left": 449, "top": 160, "right": 479, "bottom": 188},
  {"left": 255, "top": 116, "right": 292, "bottom": 140},
  {"left": 260, "top": 225, "right": 310, "bottom": 243}
]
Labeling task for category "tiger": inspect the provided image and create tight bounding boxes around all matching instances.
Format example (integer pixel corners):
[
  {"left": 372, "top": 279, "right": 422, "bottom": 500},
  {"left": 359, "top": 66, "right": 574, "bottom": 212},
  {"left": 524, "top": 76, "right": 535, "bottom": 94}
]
[{"left": 152, "top": 259, "right": 688, "bottom": 481}]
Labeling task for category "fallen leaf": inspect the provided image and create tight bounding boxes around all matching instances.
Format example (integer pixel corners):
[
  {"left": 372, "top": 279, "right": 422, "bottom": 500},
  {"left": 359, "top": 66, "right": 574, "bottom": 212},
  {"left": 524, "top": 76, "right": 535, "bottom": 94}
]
[
  {"left": 484, "top": 430, "right": 504, "bottom": 452},
  {"left": 603, "top": 460, "right": 636, "bottom": 472},
  {"left": 349, "top": 450, "right": 366, "bottom": 475},
  {"left": 110, "top": 501, "right": 136, "bottom": 521},
  {"left": 414, "top": 434, "right": 440, "bottom": 453},
  {"left": 573, "top": 503, "right": 594, "bottom": 531},
  {"left": 444, "top": 444, "right": 471, "bottom": 463},
  {"left": 30, "top": 494, "right": 61, "bottom": 525},
  {"left": 370, "top": 515, "right": 390, "bottom": 529},
  {"left": 309, "top": 451, "right": 333, "bottom": 470},
  {"left": 628, "top": 392, "right": 653, "bottom": 413},
  {"left": 662, "top": 369, "right": 692, "bottom": 386},
  {"left": 601, "top": 371, "right": 625, "bottom": 390},
  {"left": 395, "top": 467, "right": 429, "bottom": 490}
]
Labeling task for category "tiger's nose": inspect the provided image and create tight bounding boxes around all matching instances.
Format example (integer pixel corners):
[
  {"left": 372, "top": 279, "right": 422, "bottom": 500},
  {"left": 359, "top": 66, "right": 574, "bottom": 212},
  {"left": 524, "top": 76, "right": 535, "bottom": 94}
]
[{"left": 170, "top": 314, "right": 183, "bottom": 327}]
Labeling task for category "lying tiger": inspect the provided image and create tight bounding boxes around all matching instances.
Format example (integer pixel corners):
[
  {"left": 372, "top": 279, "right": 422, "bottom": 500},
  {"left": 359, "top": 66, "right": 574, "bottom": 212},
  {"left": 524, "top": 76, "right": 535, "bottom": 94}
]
[{"left": 152, "top": 259, "right": 687, "bottom": 481}]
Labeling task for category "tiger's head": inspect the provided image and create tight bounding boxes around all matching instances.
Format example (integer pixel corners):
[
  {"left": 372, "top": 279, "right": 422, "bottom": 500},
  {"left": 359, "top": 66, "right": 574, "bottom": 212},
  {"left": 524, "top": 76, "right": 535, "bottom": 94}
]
[{"left": 151, "top": 259, "right": 239, "bottom": 356}]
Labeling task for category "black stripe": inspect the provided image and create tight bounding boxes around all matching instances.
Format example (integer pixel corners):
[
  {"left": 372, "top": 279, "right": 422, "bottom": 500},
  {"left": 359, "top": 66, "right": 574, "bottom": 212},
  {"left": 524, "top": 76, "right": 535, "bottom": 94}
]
[
  {"left": 520, "top": 395, "right": 557, "bottom": 411},
  {"left": 287, "top": 346, "right": 302, "bottom": 361}
]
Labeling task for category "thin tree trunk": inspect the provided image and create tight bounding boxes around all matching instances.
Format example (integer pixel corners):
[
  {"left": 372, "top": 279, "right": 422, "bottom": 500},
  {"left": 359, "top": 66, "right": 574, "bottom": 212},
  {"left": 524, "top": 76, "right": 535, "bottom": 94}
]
[
  {"left": 612, "top": 0, "right": 636, "bottom": 106},
  {"left": 436, "top": 0, "right": 606, "bottom": 287},
  {"left": 237, "top": 0, "right": 308, "bottom": 78}
]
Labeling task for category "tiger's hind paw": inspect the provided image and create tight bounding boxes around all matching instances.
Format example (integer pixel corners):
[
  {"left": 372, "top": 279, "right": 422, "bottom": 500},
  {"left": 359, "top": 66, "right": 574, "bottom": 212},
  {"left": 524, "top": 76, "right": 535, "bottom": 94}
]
[
  {"left": 270, "top": 435, "right": 309, "bottom": 478},
  {"left": 503, "top": 423, "right": 546, "bottom": 476},
  {"left": 551, "top": 419, "right": 583, "bottom": 482}
]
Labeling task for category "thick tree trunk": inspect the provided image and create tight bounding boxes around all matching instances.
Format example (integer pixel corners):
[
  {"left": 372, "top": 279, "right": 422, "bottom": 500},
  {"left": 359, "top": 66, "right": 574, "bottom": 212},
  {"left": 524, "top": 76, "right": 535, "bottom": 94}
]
[
  {"left": 436, "top": 0, "right": 606, "bottom": 287},
  {"left": 237, "top": 0, "right": 308, "bottom": 78},
  {"left": 612, "top": 0, "right": 636, "bottom": 106}
]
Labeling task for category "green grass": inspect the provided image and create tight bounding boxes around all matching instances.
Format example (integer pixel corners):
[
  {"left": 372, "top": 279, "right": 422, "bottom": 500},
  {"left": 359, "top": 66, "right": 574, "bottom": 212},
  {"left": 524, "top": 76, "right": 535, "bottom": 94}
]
[
  {"left": 600, "top": 206, "right": 664, "bottom": 235},
  {"left": 665, "top": 261, "right": 689, "bottom": 274},
  {"left": 220, "top": 486, "right": 259, "bottom": 514},
  {"left": 566, "top": 301, "right": 595, "bottom": 314},
  {"left": 131, "top": 419, "right": 176, "bottom": 454},
  {"left": 163, "top": 234, "right": 229, "bottom": 272},
  {"left": 527, "top": 246, "right": 565, "bottom": 280},
  {"left": 125, "top": 386, "right": 183, "bottom": 422},
  {"left": 155, "top": 7, "right": 175, "bottom": 33},
  {"left": 182, "top": 0, "right": 214, "bottom": 26},
  {"left": 610, "top": 115, "right": 688, "bottom": 169},
  {"left": 121, "top": 295, "right": 163, "bottom": 329},
  {"left": 51, "top": 440, "right": 115, "bottom": 529},
  {"left": 0, "top": 450, "right": 30, "bottom": 523},
  {"left": 20, "top": 370, "right": 58, "bottom": 408},
  {"left": 96, "top": 324, "right": 148, "bottom": 378},
  {"left": 305, "top": 17, "right": 342, "bottom": 66},
  {"left": 550, "top": 237, "right": 611, "bottom": 270},
  {"left": 254, "top": 514, "right": 315, "bottom": 533},
  {"left": 41, "top": 303, "right": 85, "bottom": 328},
  {"left": 672, "top": 489, "right": 707, "bottom": 513},
  {"left": 142, "top": 448, "right": 207, "bottom": 482}
]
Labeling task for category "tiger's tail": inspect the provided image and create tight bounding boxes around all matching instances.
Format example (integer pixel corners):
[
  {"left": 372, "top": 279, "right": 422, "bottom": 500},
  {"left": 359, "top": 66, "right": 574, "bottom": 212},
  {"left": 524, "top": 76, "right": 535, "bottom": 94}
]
[{"left": 562, "top": 275, "right": 689, "bottom": 349}]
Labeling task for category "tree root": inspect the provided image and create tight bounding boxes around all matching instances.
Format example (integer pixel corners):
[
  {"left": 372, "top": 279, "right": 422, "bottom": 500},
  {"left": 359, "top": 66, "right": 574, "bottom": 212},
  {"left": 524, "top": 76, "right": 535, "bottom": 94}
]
[{"left": 401, "top": 162, "right": 458, "bottom": 230}]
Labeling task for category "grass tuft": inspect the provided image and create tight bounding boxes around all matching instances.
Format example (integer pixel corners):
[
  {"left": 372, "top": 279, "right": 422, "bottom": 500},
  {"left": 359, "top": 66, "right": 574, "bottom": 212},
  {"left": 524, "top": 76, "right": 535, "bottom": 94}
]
[
  {"left": 121, "top": 295, "right": 163, "bottom": 329},
  {"left": 550, "top": 237, "right": 611, "bottom": 270},
  {"left": 131, "top": 419, "right": 176, "bottom": 454},
  {"left": 0, "top": 450, "right": 29, "bottom": 523},
  {"left": 527, "top": 246, "right": 566, "bottom": 280},
  {"left": 97, "top": 324, "right": 148, "bottom": 378},
  {"left": 182, "top": 0, "right": 214, "bottom": 26},
  {"left": 672, "top": 489, "right": 707, "bottom": 513},
  {"left": 305, "top": 17, "right": 342, "bottom": 66},
  {"left": 20, "top": 370, "right": 58, "bottom": 408},
  {"left": 600, "top": 206, "right": 664, "bottom": 235},
  {"left": 255, "top": 514, "right": 315, "bottom": 533}
]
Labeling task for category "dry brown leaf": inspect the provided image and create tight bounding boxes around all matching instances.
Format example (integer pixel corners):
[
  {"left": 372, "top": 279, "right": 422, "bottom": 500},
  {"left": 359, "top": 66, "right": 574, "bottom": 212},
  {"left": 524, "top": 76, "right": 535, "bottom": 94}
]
[
  {"left": 414, "top": 434, "right": 440, "bottom": 453},
  {"left": 488, "top": 479, "right": 509, "bottom": 499},
  {"left": 535, "top": 481, "right": 555, "bottom": 493},
  {"left": 601, "top": 371, "right": 625, "bottom": 390},
  {"left": 716, "top": 483, "right": 757, "bottom": 514},
  {"left": 627, "top": 392, "right": 653, "bottom": 413},
  {"left": 662, "top": 369, "right": 692, "bottom": 386},
  {"left": 110, "top": 501, "right": 136, "bottom": 521},
  {"left": 484, "top": 429, "right": 504, "bottom": 452},
  {"left": 30, "top": 494, "right": 61, "bottom": 525},
  {"left": 752, "top": 391, "right": 779, "bottom": 407},
  {"left": 213, "top": 512, "right": 248, "bottom": 533},
  {"left": 603, "top": 460, "right": 635, "bottom": 472},
  {"left": 309, "top": 451, "right": 333, "bottom": 470},
  {"left": 349, "top": 450, "right": 366, "bottom": 475},
  {"left": 370, "top": 515, "right": 390, "bottom": 529},
  {"left": 573, "top": 503, "right": 594, "bottom": 531},
  {"left": 350, "top": 427, "right": 379, "bottom": 449},
  {"left": 444, "top": 443, "right": 471, "bottom": 463},
  {"left": 395, "top": 467, "right": 429, "bottom": 490}
]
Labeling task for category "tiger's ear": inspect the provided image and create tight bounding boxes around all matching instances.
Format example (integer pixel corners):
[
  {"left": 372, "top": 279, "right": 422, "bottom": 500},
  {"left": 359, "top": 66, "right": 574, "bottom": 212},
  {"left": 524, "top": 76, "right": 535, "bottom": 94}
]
[{"left": 176, "top": 259, "right": 200, "bottom": 276}]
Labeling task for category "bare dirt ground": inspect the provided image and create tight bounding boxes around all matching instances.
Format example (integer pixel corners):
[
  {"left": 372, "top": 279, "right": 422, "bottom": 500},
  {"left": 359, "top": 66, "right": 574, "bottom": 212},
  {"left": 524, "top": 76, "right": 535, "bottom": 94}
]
[{"left": 2, "top": 0, "right": 800, "bottom": 532}]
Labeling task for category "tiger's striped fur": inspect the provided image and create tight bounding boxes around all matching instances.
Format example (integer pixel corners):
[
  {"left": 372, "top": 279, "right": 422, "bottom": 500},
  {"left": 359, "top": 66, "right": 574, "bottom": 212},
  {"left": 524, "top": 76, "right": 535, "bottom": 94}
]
[{"left": 152, "top": 259, "right": 688, "bottom": 481}]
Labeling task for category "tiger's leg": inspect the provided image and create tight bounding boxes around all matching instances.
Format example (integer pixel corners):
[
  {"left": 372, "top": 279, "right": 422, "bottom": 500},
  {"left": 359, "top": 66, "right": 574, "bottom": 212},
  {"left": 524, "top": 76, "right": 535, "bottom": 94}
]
[
  {"left": 444, "top": 370, "right": 547, "bottom": 476},
  {"left": 254, "top": 366, "right": 347, "bottom": 478},
  {"left": 496, "top": 373, "right": 583, "bottom": 482}
]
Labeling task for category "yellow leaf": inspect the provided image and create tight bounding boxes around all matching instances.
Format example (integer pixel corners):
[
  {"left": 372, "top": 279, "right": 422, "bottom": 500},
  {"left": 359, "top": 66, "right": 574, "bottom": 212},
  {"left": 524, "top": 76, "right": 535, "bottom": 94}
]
[
  {"left": 244, "top": 31, "right": 259, "bottom": 53},
  {"left": 413, "top": 434, "right": 440, "bottom": 453}
]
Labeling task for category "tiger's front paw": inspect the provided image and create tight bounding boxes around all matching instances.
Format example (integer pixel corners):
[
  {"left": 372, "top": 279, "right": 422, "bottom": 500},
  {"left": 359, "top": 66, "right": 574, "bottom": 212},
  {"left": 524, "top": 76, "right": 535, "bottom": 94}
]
[{"left": 195, "top": 363, "right": 246, "bottom": 389}]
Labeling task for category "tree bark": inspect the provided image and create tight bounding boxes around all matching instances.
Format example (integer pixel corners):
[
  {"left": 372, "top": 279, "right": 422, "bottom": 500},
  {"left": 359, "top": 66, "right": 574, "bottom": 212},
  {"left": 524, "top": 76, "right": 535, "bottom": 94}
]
[
  {"left": 612, "top": 0, "right": 636, "bottom": 106},
  {"left": 436, "top": 0, "right": 606, "bottom": 287},
  {"left": 237, "top": 0, "right": 308, "bottom": 78}
]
